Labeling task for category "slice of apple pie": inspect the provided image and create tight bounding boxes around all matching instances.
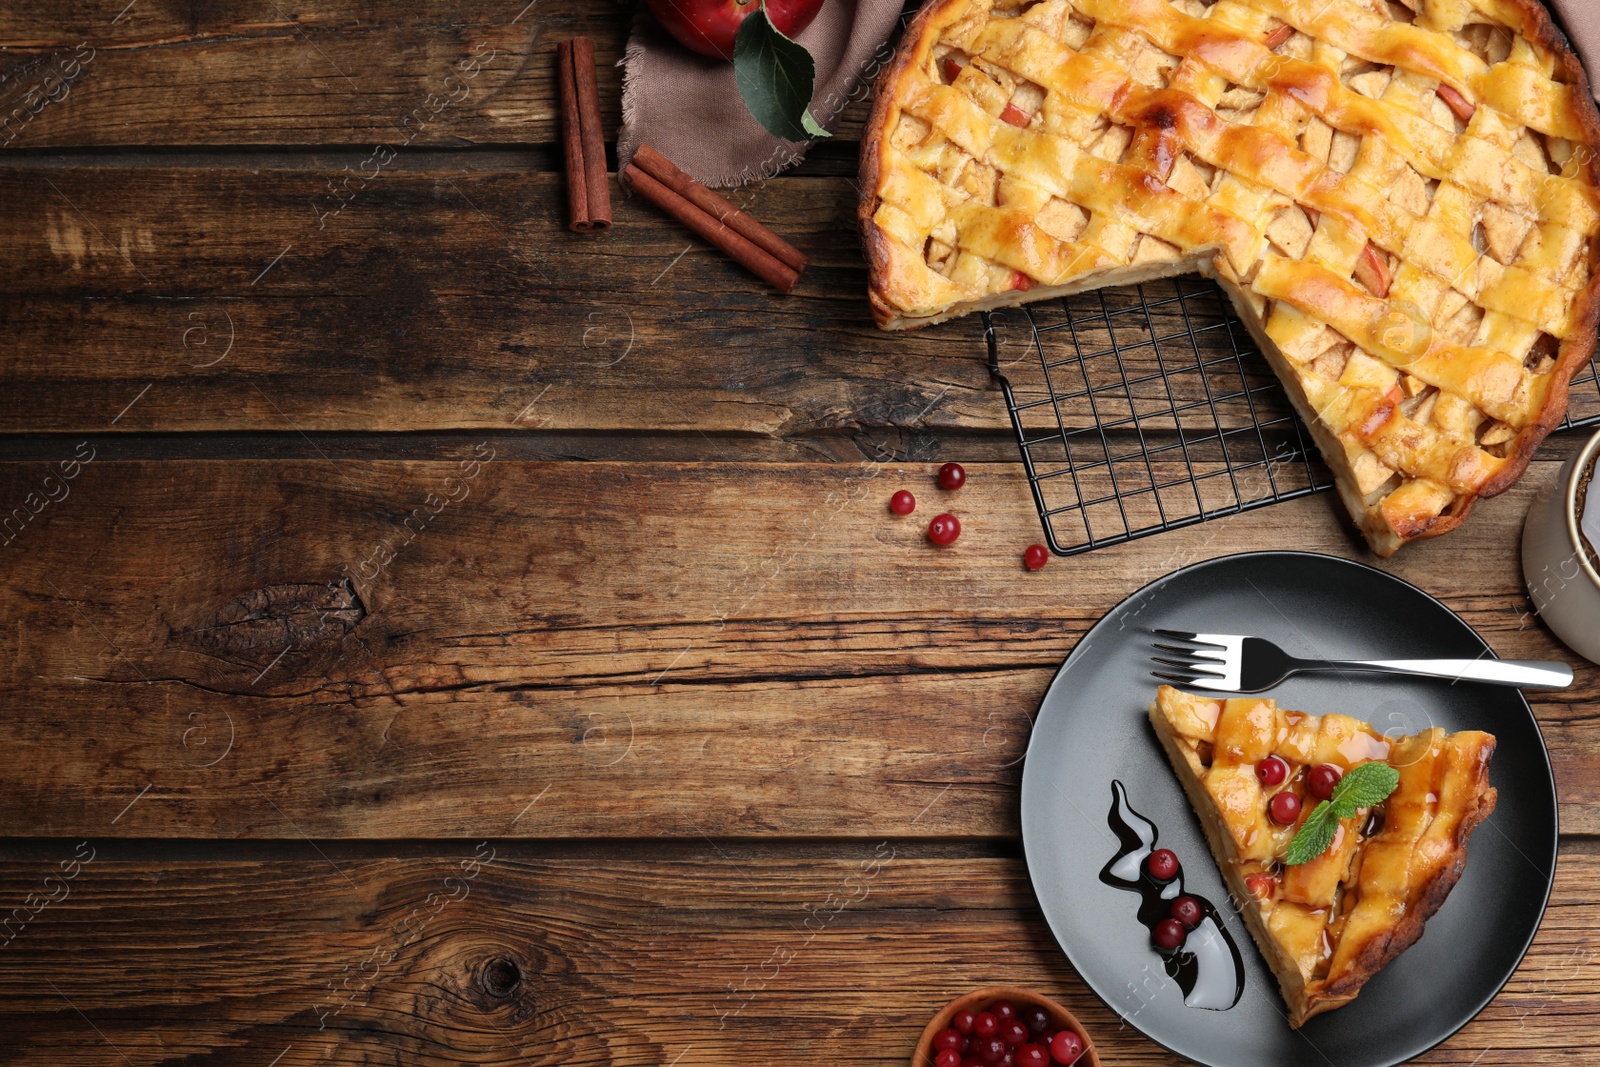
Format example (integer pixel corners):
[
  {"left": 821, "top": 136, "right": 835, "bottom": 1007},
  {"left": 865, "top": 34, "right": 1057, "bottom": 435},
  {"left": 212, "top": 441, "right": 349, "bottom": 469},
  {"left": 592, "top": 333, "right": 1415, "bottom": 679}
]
[
  {"left": 859, "top": 0, "right": 1600, "bottom": 554},
  {"left": 1148, "top": 685, "right": 1497, "bottom": 1026}
]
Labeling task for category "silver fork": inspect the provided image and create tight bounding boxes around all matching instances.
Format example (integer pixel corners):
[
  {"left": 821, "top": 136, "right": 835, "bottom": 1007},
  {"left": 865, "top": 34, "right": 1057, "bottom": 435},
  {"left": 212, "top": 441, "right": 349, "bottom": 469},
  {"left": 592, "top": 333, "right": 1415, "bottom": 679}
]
[{"left": 1150, "top": 629, "right": 1574, "bottom": 693}]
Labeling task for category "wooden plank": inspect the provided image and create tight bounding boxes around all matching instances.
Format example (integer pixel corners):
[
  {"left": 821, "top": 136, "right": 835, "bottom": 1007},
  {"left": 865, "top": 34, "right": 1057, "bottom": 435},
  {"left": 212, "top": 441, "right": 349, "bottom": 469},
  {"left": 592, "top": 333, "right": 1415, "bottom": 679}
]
[
  {"left": 0, "top": 2, "right": 573, "bottom": 148},
  {"left": 0, "top": 844, "right": 1593, "bottom": 1065},
  {"left": 1, "top": 456, "right": 1595, "bottom": 837},
  {"left": 0, "top": 164, "right": 1304, "bottom": 435},
  {"left": 0, "top": 166, "right": 984, "bottom": 434}
]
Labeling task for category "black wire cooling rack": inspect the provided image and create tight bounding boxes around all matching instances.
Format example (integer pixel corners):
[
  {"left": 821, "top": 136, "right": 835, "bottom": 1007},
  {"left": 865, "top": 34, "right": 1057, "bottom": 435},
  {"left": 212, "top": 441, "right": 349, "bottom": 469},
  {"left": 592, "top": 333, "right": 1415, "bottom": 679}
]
[{"left": 984, "top": 276, "right": 1600, "bottom": 556}]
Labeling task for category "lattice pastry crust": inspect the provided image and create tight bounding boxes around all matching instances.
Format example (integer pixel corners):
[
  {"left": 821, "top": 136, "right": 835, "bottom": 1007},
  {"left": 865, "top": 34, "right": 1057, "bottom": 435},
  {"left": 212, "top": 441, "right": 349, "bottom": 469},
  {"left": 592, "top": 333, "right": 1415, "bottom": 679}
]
[
  {"left": 859, "top": 0, "right": 1600, "bottom": 554},
  {"left": 1150, "top": 686, "right": 1497, "bottom": 1026}
]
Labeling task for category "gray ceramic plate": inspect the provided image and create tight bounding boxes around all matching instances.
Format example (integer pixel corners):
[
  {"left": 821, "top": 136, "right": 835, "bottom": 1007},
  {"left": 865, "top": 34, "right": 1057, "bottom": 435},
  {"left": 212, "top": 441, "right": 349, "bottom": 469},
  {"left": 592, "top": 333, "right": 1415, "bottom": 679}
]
[{"left": 1020, "top": 551, "right": 1556, "bottom": 1067}]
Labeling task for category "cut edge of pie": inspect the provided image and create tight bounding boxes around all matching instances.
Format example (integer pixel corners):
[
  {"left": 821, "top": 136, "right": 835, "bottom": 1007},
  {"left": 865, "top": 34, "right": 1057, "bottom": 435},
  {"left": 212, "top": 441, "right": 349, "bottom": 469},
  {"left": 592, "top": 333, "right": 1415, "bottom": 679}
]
[
  {"left": 857, "top": 0, "right": 1600, "bottom": 556},
  {"left": 1147, "top": 685, "right": 1497, "bottom": 1027}
]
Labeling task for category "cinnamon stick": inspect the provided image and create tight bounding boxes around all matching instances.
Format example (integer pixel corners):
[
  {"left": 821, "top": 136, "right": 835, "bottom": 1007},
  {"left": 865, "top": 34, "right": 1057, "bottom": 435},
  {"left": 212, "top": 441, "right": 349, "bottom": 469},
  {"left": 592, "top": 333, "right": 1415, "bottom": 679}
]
[
  {"left": 557, "top": 40, "right": 588, "bottom": 229},
  {"left": 623, "top": 162, "right": 800, "bottom": 293},
  {"left": 558, "top": 38, "right": 610, "bottom": 232},
  {"left": 632, "top": 143, "right": 808, "bottom": 275}
]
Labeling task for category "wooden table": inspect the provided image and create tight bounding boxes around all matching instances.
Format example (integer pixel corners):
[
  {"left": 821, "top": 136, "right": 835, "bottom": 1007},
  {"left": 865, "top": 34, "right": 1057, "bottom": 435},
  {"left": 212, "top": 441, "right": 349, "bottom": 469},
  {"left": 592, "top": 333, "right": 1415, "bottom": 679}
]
[{"left": 1, "top": 3, "right": 1594, "bottom": 1064}]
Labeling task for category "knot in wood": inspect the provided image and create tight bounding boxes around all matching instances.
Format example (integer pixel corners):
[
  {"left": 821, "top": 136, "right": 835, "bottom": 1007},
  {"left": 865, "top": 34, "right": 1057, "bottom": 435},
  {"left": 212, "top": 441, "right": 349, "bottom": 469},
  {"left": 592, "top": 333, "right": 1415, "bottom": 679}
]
[
  {"left": 479, "top": 956, "right": 521, "bottom": 998},
  {"left": 173, "top": 578, "right": 366, "bottom": 661}
]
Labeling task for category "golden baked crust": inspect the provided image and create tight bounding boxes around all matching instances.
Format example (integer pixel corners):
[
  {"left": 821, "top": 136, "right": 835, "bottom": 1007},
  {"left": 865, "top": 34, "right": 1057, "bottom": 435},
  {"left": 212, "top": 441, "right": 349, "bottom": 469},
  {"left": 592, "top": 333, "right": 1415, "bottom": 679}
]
[
  {"left": 859, "top": 0, "right": 1600, "bottom": 555},
  {"left": 1147, "top": 685, "right": 1497, "bottom": 1027}
]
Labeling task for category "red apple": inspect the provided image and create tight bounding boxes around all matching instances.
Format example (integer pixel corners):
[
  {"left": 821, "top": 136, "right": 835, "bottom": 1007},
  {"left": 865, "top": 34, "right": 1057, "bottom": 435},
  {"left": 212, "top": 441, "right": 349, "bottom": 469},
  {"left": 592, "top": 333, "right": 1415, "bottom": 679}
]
[{"left": 644, "top": 0, "right": 825, "bottom": 61}]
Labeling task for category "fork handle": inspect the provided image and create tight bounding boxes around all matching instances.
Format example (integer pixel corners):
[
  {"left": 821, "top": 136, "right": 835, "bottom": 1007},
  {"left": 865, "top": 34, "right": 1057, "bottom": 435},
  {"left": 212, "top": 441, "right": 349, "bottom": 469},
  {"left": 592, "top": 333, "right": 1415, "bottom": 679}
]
[{"left": 1314, "top": 658, "right": 1574, "bottom": 689}]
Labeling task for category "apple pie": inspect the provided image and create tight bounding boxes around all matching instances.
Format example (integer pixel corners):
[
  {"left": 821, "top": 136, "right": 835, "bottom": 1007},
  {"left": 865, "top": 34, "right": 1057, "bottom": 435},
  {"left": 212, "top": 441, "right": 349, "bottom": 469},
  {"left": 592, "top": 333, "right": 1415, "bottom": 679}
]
[
  {"left": 859, "top": 0, "right": 1600, "bottom": 554},
  {"left": 1148, "top": 684, "right": 1497, "bottom": 1026}
]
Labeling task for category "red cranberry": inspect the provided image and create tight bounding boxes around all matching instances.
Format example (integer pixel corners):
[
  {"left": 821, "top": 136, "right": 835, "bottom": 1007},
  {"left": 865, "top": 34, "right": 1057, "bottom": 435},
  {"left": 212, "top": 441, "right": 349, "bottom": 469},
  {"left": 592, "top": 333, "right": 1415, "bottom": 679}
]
[
  {"left": 1307, "top": 764, "right": 1343, "bottom": 800},
  {"left": 1145, "top": 848, "right": 1179, "bottom": 882},
  {"left": 962, "top": 1059, "right": 984, "bottom": 1067},
  {"left": 1000, "top": 1019, "right": 1029, "bottom": 1047},
  {"left": 938, "top": 462, "right": 967, "bottom": 490},
  {"left": 937, "top": 1051, "right": 962, "bottom": 1067},
  {"left": 973, "top": 1012, "right": 999, "bottom": 1039},
  {"left": 1020, "top": 1006, "right": 1051, "bottom": 1035},
  {"left": 934, "top": 1028, "right": 963, "bottom": 1052},
  {"left": 1024, "top": 544, "right": 1049, "bottom": 570},
  {"left": 1170, "top": 895, "right": 1203, "bottom": 929},
  {"left": 1269, "top": 790, "right": 1302, "bottom": 825},
  {"left": 952, "top": 1010, "right": 976, "bottom": 1035},
  {"left": 1000, "top": 1053, "right": 1016, "bottom": 1067},
  {"left": 1016, "top": 1045, "right": 1050, "bottom": 1067},
  {"left": 990, "top": 1001, "right": 1017, "bottom": 1022},
  {"left": 1153, "top": 918, "right": 1187, "bottom": 950},
  {"left": 1255, "top": 755, "right": 1288, "bottom": 786},
  {"left": 928, "top": 513, "right": 961, "bottom": 545},
  {"left": 890, "top": 489, "right": 916, "bottom": 515},
  {"left": 976, "top": 1036, "right": 1008, "bottom": 1065},
  {"left": 1049, "top": 1030, "right": 1085, "bottom": 1065}
]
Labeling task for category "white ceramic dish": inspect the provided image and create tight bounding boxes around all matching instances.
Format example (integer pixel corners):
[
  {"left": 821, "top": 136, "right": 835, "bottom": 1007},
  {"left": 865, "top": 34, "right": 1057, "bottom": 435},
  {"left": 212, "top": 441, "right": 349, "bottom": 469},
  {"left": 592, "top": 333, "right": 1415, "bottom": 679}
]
[{"left": 1521, "top": 429, "right": 1600, "bottom": 666}]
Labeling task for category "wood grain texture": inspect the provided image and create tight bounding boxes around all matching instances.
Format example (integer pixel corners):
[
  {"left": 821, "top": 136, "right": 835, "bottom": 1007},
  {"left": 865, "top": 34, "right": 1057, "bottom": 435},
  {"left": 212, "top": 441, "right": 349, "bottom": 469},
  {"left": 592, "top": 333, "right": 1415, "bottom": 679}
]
[
  {"left": 0, "top": 844, "right": 1593, "bottom": 1065},
  {"left": 0, "top": 164, "right": 993, "bottom": 434},
  {"left": 3, "top": 456, "right": 1595, "bottom": 838},
  {"left": 0, "top": 162, "right": 1335, "bottom": 435},
  {"left": 0, "top": 1, "right": 574, "bottom": 148}
]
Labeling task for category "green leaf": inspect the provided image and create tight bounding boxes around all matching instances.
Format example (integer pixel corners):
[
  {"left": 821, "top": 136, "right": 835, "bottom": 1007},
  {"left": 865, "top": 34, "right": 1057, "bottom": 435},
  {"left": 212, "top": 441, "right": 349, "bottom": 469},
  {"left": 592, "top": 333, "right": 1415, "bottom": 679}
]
[
  {"left": 733, "top": 3, "right": 831, "bottom": 143},
  {"left": 1331, "top": 760, "right": 1401, "bottom": 813},
  {"left": 1284, "top": 801, "right": 1340, "bottom": 866},
  {"left": 1283, "top": 761, "right": 1401, "bottom": 865},
  {"left": 800, "top": 108, "right": 829, "bottom": 140}
]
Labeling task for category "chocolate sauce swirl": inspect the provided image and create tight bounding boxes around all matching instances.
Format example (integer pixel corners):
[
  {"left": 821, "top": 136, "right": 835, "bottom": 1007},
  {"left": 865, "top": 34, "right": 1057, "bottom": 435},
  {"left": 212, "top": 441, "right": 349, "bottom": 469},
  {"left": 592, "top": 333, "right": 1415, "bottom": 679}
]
[{"left": 1098, "top": 780, "right": 1245, "bottom": 1011}]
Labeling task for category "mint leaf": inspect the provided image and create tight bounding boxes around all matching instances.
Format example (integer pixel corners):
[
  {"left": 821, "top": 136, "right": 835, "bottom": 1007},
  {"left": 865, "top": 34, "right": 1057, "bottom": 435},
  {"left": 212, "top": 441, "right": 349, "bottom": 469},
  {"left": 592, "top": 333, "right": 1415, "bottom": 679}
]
[
  {"left": 1331, "top": 760, "right": 1400, "bottom": 813},
  {"left": 1284, "top": 761, "right": 1400, "bottom": 865},
  {"left": 733, "top": 3, "right": 831, "bottom": 142},
  {"left": 1284, "top": 801, "right": 1339, "bottom": 865}
]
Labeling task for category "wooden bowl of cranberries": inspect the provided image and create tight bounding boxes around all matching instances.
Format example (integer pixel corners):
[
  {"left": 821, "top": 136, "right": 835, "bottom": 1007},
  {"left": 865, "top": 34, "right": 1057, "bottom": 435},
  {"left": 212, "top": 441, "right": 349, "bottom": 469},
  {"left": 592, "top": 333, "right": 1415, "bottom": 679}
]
[{"left": 912, "top": 986, "right": 1097, "bottom": 1067}]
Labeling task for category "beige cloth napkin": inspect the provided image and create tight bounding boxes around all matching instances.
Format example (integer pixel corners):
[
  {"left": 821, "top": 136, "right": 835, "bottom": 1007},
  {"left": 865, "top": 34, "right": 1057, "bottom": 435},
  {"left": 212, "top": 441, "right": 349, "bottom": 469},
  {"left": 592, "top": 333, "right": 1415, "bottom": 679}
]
[
  {"left": 1550, "top": 0, "right": 1600, "bottom": 101},
  {"left": 618, "top": 0, "right": 908, "bottom": 188}
]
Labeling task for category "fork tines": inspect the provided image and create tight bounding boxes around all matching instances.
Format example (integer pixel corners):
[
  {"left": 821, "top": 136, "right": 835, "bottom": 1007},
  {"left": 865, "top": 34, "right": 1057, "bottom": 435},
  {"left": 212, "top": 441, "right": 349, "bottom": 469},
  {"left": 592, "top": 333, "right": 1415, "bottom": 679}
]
[{"left": 1147, "top": 629, "right": 1235, "bottom": 689}]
